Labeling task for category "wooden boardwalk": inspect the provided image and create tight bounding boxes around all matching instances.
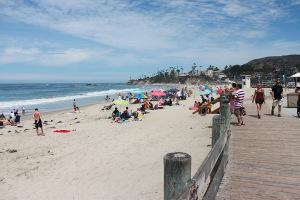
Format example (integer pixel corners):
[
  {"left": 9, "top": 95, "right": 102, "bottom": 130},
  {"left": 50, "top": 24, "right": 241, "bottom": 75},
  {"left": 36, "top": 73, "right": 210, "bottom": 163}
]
[{"left": 216, "top": 103, "right": 300, "bottom": 200}]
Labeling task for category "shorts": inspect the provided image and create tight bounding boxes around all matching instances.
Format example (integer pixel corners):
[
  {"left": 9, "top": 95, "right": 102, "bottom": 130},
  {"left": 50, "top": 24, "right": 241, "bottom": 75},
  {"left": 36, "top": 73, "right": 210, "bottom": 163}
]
[
  {"left": 272, "top": 99, "right": 282, "bottom": 107},
  {"left": 255, "top": 99, "right": 264, "bottom": 105},
  {"left": 234, "top": 107, "right": 242, "bottom": 117},
  {"left": 35, "top": 120, "right": 43, "bottom": 128}
]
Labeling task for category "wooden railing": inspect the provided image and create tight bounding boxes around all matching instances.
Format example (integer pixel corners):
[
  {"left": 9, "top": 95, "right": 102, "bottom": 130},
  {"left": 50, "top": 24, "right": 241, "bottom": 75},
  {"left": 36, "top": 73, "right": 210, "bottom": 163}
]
[{"left": 164, "top": 94, "right": 231, "bottom": 200}]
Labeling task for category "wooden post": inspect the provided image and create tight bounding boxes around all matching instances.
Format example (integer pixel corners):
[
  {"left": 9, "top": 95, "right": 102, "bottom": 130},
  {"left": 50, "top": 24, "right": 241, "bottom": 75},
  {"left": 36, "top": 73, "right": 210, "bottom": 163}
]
[
  {"left": 164, "top": 152, "right": 191, "bottom": 200},
  {"left": 220, "top": 93, "right": 230, "bottom": 129},
  {"left": 212, "top": 115, "right": 225, "bottom": 147}
]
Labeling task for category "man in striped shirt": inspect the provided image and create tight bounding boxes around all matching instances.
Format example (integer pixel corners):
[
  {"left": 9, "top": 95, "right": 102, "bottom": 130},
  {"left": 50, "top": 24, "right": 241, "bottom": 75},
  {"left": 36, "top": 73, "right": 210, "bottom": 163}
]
[{"left": 234, "top": 84, "right": 245, "bottom": 126}]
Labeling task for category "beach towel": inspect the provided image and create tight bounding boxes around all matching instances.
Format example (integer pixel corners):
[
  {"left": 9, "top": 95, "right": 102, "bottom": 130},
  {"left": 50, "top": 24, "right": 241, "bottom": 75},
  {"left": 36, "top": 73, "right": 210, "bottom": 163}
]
[
  {"left": 53, "top": 129, "right": 71, "bottom": 133},
  {"left": 189, "top": 106, "right": 198, "bottom": 110}
]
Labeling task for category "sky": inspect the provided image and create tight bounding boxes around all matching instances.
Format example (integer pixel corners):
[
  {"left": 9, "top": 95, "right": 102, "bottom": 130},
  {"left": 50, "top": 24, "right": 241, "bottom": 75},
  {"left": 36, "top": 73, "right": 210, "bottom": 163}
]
[{"left": 0, "top": 0, "right": 300, "bottom": 83}]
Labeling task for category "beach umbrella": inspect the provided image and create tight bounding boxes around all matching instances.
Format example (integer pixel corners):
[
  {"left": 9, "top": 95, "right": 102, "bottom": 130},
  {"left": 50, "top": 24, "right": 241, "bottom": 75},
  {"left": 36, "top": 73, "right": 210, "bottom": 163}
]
[
  {"left": 151, "top": 90, "right": 166, "bottom": 97},
  {"left": 135, "top": 93, "right": 148, "bottom": 99},
  {"left": 113, "top": 99, "right": 130, "bottom": 105},
  {"left": 199, "top": 89, "right": 212, "bottom": 95}
]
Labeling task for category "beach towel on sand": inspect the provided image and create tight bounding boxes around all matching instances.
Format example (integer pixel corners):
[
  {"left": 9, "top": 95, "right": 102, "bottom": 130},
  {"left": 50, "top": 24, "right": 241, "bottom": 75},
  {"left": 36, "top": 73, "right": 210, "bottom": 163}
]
[{"left": 53, "top": 129, "right": 71, "bottom": 133}]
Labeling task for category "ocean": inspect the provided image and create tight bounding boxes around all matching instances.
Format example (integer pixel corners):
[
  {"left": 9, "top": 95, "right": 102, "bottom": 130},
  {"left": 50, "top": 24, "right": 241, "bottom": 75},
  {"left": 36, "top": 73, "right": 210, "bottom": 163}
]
[{"left": 0, "top": 83, "right": 159, "bottom": 114}]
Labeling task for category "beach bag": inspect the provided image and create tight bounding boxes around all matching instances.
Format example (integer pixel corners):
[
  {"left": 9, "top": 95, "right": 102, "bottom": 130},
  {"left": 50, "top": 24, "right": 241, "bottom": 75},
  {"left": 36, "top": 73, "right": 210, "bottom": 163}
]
[{"left": 241, "top": 107, "right": 246, "bottom": 116}]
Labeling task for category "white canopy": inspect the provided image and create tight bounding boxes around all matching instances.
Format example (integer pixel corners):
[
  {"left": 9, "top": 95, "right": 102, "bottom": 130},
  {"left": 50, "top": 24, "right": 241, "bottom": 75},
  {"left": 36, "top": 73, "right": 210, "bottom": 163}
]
[{"left": 290, "top": 72, "right": 300, "bottom": 78}]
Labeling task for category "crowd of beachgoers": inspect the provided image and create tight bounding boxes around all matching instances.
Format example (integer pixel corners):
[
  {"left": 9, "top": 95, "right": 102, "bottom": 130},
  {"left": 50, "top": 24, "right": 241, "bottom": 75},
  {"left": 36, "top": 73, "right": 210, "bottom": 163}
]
[
  {"left": 2, "top": 80, "right": 291, "bottom": 135},
  {"left": 0, "top": 84, "right": 227, "bottom": 134},
  {"left": 0, "top": 83, "right": 245, "bottom": 132}
]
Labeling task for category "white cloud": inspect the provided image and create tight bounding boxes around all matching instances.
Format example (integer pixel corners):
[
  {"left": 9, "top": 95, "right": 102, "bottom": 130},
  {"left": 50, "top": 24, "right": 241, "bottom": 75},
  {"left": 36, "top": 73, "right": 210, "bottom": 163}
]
[
  {"left": 290, "top": 0, "right": 300, "bottom": 5},
  {"left": 0, "top": 0, "right": 288, "bottom": 50},
  {"left": 0, "top": 0, "right": 298, "bottom": 70},
  {"left": 0, "top": 47, "right": 96, "bottom": 66}
]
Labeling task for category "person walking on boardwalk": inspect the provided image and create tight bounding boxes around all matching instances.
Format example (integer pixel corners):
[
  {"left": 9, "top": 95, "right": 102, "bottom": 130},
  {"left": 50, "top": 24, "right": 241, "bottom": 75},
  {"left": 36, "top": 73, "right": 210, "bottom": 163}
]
[
  {"left": 271, "top": 80, "right": 283, "bottom": 117},
  {"left": 33, "top": 108, "right": 44, "bottom": 136},
  {"left": 252, "top": 83, "right": 265, "bottom": 119},
  {"left": 234, "top": 84, "right": 245, "bottom": 126}
]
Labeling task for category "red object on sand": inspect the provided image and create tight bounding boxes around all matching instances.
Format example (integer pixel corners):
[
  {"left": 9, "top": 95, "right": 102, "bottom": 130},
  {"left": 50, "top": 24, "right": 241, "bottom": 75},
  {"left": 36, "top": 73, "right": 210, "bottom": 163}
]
[
  {"left": 53, "top": 129, "right": 71, "bottom": 133},
  {"left": 151, "top": 90, "right": 166, "bottom": 97}
]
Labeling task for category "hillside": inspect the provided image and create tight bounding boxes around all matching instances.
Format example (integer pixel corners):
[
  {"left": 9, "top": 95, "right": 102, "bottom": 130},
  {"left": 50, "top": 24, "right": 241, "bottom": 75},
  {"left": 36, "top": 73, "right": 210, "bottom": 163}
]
[
  {"left": 128, "top": 54, "right": 300, "bottom": 84},
  {"left": 224, "top": 54, "right": 300, "bottom": 78}
]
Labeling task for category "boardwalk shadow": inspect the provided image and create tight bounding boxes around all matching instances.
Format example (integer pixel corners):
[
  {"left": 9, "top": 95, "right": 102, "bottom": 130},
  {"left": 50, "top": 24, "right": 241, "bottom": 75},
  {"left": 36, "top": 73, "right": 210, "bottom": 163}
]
[
  {"left": 230, "top": 122, "right": 241, "bottom": 126},
  {"left": 264, "top": 114, "right": 273, "bottom": 116},
  {"left": 247, "top": 114, "right": 259, "bottom": 118}
]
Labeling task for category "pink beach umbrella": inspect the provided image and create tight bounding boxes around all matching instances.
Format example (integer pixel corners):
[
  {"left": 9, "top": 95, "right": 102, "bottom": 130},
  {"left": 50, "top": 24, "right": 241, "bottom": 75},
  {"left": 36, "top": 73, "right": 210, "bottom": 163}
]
[{"left": 151, "top": 90, "right": 166, "bottom": 97}]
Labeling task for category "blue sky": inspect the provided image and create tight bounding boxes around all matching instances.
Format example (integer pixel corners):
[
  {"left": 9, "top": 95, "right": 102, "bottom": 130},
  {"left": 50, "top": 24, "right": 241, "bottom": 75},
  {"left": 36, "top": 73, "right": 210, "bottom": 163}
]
[{"left": 0, "top": 0, "right": 300, "bottom": 83}]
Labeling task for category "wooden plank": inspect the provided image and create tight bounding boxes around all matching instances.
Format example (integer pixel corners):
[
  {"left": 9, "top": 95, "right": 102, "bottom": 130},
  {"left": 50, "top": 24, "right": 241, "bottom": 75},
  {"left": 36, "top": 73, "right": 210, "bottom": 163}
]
[
  {"left": 176, "top": 129, "right": 230, "bottom": 200},
  {"left": 203, "top": 138, "right": 229, "bottom": 200},
  {"left": 216, "top": 101, "right": 300, "bottom": 200}
]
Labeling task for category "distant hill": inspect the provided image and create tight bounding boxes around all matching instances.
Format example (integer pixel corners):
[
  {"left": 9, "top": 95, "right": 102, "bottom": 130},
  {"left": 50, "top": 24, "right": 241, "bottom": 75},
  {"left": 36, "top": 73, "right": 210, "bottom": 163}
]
[
  {"left": 224, "top": 55, "right": 300, "bottom": 79},
  {"left": 128, "top": 55, "right": 300, "bottom": 85}
]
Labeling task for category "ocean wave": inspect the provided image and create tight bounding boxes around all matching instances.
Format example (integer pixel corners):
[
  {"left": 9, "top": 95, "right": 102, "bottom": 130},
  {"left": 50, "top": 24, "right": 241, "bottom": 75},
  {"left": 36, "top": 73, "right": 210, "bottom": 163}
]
[{"left": 0, "top": 88, "right": 140, "bottom": 110}]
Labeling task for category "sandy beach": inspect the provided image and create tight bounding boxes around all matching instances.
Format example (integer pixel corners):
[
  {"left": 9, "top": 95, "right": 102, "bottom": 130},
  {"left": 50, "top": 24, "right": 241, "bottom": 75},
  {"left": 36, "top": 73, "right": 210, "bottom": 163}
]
[{"left": 0, "top": 95, "right": 215, "bottom": 200}]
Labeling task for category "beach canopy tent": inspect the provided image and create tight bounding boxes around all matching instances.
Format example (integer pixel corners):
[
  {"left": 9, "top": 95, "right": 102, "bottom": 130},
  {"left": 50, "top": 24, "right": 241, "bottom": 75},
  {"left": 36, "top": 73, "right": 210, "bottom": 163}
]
[
  {"left": 151, "top": 90, "right": 166, "bottom": 97},
  {"left": 290, "top": 73, "right": 300, "bottom": 78},
  {"left": 167, "top": 88, "right": 179, "bottom": 93},
  {"left": 113, "top": 99, "right": 130, "bottom": 105},
  {"left": 166, "top": 88, "right": 179, "bottom": 97},
  {"left": 290, "top": 72, "right": 300, "bottom": 88}
]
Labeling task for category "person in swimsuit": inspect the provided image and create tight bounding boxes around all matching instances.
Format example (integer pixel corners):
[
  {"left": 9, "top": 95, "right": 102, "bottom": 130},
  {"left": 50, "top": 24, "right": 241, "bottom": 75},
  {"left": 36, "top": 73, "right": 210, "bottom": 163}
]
[
  {"left": 252, "top": 83, "right": 265, "bottom": 119},
  {"left": 33, "top": 108, "right": 44, "bottom": 136}
]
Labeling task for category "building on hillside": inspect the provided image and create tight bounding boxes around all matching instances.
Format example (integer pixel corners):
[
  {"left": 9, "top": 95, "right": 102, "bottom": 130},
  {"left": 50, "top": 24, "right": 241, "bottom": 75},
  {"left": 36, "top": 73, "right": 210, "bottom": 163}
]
[
  {"left": 218, "top": 72, "right": 227, "bottom": 79},
  {"left": 205, "top": 70, "right": 213, "bottom": 78},
  {"left": 241, "top": 75, "right": 251, "bottom": 88},
  {"left": 178, "top": 73, "right": 190, "bottom": 84}
]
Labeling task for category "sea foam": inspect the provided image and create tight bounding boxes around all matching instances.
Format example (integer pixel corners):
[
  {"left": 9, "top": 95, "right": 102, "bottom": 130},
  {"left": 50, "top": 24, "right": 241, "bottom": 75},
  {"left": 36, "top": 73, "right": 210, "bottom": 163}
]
[{"left": 0, "top": 88, "right": 140, "bottom": 110}]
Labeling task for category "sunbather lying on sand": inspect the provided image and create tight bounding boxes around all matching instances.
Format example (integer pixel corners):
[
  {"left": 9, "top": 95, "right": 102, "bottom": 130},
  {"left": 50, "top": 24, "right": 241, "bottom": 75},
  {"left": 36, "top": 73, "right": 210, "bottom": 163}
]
[
  {"left": 0, "top": 119, "right": 11, "bottom": 126},
  {"left": 102, "top": 103, "right": 115, "bottom": 110}
]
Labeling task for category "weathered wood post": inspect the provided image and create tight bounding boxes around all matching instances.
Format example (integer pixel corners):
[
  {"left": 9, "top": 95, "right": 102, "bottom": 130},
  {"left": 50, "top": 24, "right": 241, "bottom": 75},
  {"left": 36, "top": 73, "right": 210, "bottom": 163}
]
[
  {"left": 220, "top": 92, "right": 230, "bottom": 129},
  {"left": 212, "top": 115, "right": 225, "bottom": 147},
  {"left": 164, "top": 152, "right": 191, "bottom": 200}
]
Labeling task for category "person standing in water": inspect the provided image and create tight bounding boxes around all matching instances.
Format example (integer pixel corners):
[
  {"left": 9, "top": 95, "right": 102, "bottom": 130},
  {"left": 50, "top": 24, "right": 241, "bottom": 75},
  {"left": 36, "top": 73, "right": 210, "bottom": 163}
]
[
  {"left": 22, "top": 106, "right": 26, "bottom": 116},
  {"left": 33, "top": 108, "right": 44, "bottom": 136},
  {"left": 73, "top": 99, "right": 80, "bottom": 112},
  {"left": 252, "top": 83, "right": 265, "bottom": 119}
]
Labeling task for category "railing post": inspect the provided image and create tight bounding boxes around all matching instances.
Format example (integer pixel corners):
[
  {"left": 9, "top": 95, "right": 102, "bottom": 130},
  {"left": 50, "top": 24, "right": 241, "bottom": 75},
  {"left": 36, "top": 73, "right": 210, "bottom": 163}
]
[
  {"left": 164, "top": 152, "right": 191, "bottom": 200},
  {"left": 220, "top": 92, "right": 230, "bottom": 129},
  {"left": 212, "top": 115, "right": 225, "bottom": 147}
]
